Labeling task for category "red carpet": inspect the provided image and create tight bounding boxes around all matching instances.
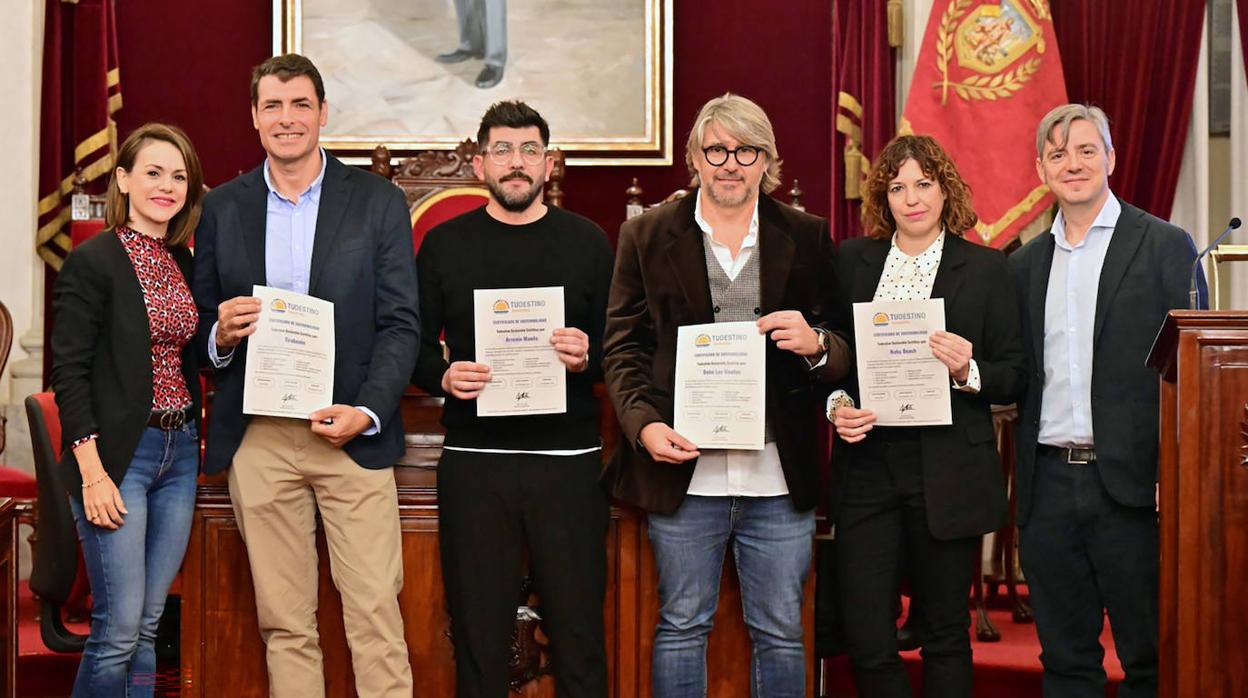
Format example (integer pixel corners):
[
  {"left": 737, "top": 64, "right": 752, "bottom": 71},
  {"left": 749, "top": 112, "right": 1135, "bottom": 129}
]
[
  {"left": 822, "top": 594, "right": 1124, "bottom": 698},
  {"left": 16, "top": 581, "right": 180, "bottom": 698},
  {"left": 18, "top": 581, "right": 84, "bottom": 698},
  {"left": 18, "top": 581, "right": 1125, "bottom": 697}
]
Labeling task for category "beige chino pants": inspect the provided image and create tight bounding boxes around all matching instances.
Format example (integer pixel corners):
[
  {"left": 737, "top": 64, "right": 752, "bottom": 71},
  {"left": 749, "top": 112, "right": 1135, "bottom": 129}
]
[{"left": 228, "top": 416, "right": 411, "bottom": 698}]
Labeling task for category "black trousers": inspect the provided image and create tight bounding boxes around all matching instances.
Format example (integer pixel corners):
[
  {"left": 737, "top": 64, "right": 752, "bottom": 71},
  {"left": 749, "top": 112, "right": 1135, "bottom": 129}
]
[
  {"left": 1019, "top": 447, "right": 1159, "bottom": 698},
  {"left": 438, "top": 448, "right": 609, "bottom": 698},
  {"left": 836, "top": 435, "right": 980, "bottom": 698}
]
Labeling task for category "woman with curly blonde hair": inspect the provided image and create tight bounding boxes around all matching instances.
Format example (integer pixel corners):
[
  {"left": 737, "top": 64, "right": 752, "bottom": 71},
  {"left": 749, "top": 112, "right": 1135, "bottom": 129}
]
[{"left": 828, "top": 134, "right": 1024, "bottom": 697}]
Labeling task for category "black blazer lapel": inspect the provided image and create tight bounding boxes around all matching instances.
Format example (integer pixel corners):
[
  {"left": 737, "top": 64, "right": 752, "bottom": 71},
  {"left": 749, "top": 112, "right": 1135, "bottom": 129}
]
[
  {"left": 930, "top": 235, "right": 969, "bottom": 305},
  {"left": 662, "top": 194, "right": 714, "bottom": 324},
  {"left": 1028, "top": 234, "right": 1056, "bottom": 364},
  {"left": 238, "top": 165, "right": 269, "bottom": 289},
  {"left": 1093, "top": 205, "right": 1146, "bottom": 350},
  {"left": 853, "top": 239, "right": 889, "bottom": 303},
  {"left": 309, "top": 155, "right": 354, "bottom": 296},
  {"left": 105, "top": 232, "right": 155, "bottom": 369},
  {"left": 758, "top": 197, "right": 795, "bottom": 314}
]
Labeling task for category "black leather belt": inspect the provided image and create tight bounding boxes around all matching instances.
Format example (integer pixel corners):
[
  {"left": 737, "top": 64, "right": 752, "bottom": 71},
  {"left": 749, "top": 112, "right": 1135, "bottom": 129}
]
[
  {"left": 148, "top": 408, "right": 190, "bottom": 430},
  {"left": 1038, "top": 444, "right": 1096, "bottom": 464}
]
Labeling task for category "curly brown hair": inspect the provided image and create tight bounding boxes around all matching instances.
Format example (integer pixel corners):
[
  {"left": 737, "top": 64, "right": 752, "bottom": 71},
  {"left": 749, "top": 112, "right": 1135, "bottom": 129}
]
[{"left": 860, "top": 134, "right": 977, "bottom": 240}]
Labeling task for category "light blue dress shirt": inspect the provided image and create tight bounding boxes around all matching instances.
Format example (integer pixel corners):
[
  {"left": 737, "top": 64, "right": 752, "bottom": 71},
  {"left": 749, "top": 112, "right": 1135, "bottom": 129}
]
[
  {"left": 1038, "top": 194, "right": 1122, "bottom": 447},
  {"left": 210, "top": 150, "right": 379, "bottom": 434}
]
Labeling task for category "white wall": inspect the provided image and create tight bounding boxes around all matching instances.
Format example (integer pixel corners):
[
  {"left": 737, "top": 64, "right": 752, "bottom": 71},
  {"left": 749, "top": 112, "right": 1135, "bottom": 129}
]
[
  {"left": 0, "top": 0, "right": 43, "bottom": 407},
  {"left": 1230, "top": 2, "right": 1248, "bottom": 308},
  {"left": 1170, "top": 19, "right": 1211, "bottom": 259},
  {"left": 1, "top": 0, "right": 44, "bottom": 581}
]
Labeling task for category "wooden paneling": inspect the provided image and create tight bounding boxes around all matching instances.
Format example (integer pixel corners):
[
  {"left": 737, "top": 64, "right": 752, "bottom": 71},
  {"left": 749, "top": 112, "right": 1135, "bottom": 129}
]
[
  {"left": 179, "top": 480, "right": 815, "bottom": 697},
  {"left": 1150, "top": 311, "right": 1248, "bottom": 698}
]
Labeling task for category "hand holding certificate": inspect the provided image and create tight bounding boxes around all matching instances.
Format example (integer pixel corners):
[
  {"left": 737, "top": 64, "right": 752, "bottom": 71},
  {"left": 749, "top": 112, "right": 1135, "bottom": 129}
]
[
  {"left": 474, "top": 286, "right": 567, "bottom": 416},
  {"left": 673, "top": 321, "right": 766, "bottom": 450},
  {"left": 243, "top": 285, "right": 335, "bottom": 418},
  {"left": 852, "top": 299, "right": 952, "bottom": 426}
]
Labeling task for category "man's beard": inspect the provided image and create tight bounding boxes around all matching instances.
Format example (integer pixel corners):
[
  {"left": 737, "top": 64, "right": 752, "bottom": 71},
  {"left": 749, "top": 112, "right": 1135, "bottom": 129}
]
[
  {"left": 705, "top": 176, "right": 756, "bottom": 208},
  {"left": 487, "top": 171, "right": 544, "bottom": 213}
]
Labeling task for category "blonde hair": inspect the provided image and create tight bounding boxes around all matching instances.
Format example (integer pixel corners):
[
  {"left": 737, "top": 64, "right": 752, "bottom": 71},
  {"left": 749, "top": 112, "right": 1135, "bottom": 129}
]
[
  {"left": 1035, "top": 104, "right": 1113, "bottom": 158},
  {"left": 105, "top": 123, "right": 204, "bottom": 248},
  {"left": 685, "top": 93, "right": 783, "bottom": 194}
]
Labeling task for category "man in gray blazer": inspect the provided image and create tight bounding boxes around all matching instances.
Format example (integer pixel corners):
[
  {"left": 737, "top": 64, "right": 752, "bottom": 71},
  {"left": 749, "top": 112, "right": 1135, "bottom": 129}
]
[{"left": 1009, "top": 103, "right": 1205, "bottom": 698}]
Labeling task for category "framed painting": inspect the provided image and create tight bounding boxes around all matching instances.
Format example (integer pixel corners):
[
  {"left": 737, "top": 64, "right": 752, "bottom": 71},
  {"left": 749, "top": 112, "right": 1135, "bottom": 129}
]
[{"left": 274, "top": 0, "right": 673, "bottom": 165}]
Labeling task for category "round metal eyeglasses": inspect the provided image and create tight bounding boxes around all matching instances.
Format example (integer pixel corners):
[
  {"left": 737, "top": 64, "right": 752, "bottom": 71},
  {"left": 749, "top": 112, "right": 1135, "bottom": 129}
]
[{"left": 486, "top": 142, "right": 547, "bottom": 166}]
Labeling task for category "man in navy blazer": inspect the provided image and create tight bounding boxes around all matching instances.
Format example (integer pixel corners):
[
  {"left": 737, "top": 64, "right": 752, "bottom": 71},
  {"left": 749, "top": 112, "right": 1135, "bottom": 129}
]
[
  {"left": 1010, "top": 104, "right": 1204, "bottom": 698},
  {"left": 192, "top": 54, "right": 419, "bottom": 697}
]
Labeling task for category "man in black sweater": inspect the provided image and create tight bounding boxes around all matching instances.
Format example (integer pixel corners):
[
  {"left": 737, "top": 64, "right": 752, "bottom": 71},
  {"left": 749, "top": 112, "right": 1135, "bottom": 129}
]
[{"left": 411, "top": 101, "right": 613, "bottom": 698}]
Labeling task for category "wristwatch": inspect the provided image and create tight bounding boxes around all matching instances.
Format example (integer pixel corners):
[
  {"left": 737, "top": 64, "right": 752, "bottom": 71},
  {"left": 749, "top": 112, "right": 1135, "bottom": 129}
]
[{"left": 813, "top": 327, "right": 830, "bottom": 355}]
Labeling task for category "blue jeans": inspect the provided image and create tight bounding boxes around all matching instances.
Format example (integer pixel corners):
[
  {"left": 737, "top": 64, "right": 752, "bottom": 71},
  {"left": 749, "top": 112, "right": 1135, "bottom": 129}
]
[
  {"left": 68, "top": 424, "right": 198, "bottom": 697},
  {"left": 648, "top": 495, "right": 815, "bottom": 698}
]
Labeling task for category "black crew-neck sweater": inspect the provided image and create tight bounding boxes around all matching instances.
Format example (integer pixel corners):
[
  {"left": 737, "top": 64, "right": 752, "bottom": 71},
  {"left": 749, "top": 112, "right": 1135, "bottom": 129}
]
[{"left": 412, "top": 205, "right": 614, "bottom": 450}]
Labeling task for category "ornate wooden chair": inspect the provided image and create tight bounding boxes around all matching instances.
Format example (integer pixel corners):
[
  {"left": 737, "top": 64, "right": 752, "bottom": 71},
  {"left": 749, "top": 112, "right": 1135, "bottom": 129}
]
[
  {"left": 25, "top": 392, "right": 89, "bottom": 652},
  {"left": 0, "top": 303, "right": 37, "bottom": 566},
  {"left": 370, "top": 141, "right": 566, "bottom": 255}
]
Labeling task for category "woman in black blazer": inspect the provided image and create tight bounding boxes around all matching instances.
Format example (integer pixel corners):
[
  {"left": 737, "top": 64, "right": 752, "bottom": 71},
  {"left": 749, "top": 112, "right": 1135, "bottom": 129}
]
[
  {"left": 829, "top": 135, "right": 1024, "bottom": 698},
  {"left": 51, "top": 123, "right": 205, "bottom": 697}
]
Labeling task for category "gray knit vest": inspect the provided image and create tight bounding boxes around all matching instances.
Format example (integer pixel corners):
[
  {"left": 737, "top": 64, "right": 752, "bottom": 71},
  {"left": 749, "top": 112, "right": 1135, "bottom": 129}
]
[
  {"left": 703, "top": 240, "right": 762, "bottom": 322},
  {"left": 702, "top": 240, "right": 773, "bottom": 442}
]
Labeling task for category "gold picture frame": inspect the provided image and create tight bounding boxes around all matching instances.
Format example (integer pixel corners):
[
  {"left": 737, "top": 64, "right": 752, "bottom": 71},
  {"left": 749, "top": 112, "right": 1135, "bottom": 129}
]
[{"left": 274, "top": 0, "right": 673, "bottom": 165}]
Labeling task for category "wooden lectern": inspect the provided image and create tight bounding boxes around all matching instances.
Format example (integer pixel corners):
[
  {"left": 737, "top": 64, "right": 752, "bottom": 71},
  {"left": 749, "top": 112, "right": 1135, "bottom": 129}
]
[{"left": 1147, "top": 310, "right": 1248, "bottom": 697}]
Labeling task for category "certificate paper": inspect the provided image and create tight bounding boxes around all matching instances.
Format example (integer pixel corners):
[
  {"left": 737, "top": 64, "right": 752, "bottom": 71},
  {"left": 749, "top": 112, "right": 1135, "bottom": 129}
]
[
  {"left": 673, "top": 321, "right": 766, "bottom": 450},
  {"left": 852, "top": 299, "right": 952, "bottom": 426},
  {"left": 243, "top": 285, "right": 334, "bottom": 418},
  {"left": 474, "top": 286, "right": 566, "bottom": 417}
]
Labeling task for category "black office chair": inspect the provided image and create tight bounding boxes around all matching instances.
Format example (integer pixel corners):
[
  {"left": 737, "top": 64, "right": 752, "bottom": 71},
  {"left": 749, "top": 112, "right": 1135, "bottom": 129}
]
[{"left": 25, "top": 392, "right": 88, "bottom": 653}]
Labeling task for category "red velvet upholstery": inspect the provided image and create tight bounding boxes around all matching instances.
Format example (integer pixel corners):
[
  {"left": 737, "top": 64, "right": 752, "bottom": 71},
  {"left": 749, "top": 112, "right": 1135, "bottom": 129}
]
[
  {"left": 27, "top": 392, "right": 91, "bottom": 618},
  {"left": 29, "top": 393, "right": 62, "bottom": 462},
  {"left": 410, "top": 187, "right": 489, "bottom": 253},
  {"left": 70, "top": 219, "right": 107, "bottom": 248},
  {"left": 0, "top": 467, "right": 36, "bottom": 499}
]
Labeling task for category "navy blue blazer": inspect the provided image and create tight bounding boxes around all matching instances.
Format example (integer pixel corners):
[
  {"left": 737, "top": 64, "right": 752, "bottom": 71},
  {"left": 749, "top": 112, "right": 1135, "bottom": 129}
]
[
  {"left": 1009, "top": 200, "right": 1204, "bottom": 525},
  {"left": 192, "top": 154, "right": 420, "bottom": 474}
]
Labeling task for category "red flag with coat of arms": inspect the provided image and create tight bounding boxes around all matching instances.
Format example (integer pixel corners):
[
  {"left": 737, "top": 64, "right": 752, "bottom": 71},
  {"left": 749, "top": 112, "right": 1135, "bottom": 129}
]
[{"left": 901, "top": 0, "right": 1067, "bottom": 249}]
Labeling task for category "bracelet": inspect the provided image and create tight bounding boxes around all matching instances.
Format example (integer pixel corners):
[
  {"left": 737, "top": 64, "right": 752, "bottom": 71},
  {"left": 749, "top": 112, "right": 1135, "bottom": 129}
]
[{"left": 82, "top": 473, "right": 110, "bottom": 489}]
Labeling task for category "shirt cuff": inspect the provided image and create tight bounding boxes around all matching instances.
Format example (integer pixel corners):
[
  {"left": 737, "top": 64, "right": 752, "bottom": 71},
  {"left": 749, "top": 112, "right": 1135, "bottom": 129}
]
[
  {"left": 356, "top": 406, "right": 381, "bottom": 436},
  {"left": 952, "top": 359, "right": 981, "bottom": 394},
  {"left": 71, "top": 433, "right": 99, "bottom": 449},
  {"left": 209, "top": 322, "right": 235, "bottom": 368}
]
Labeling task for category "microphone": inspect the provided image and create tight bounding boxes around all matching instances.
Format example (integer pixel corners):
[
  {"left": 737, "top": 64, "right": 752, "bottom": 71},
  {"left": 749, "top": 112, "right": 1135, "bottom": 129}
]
[{"left": 1190, "top": 217, "right": 1242, "bottom": 309}]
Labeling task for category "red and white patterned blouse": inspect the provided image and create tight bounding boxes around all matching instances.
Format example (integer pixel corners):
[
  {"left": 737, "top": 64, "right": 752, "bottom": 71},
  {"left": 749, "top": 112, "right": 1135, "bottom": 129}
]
[{"left": 117, "top": 226, "right": 198, "bottom": 410}]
